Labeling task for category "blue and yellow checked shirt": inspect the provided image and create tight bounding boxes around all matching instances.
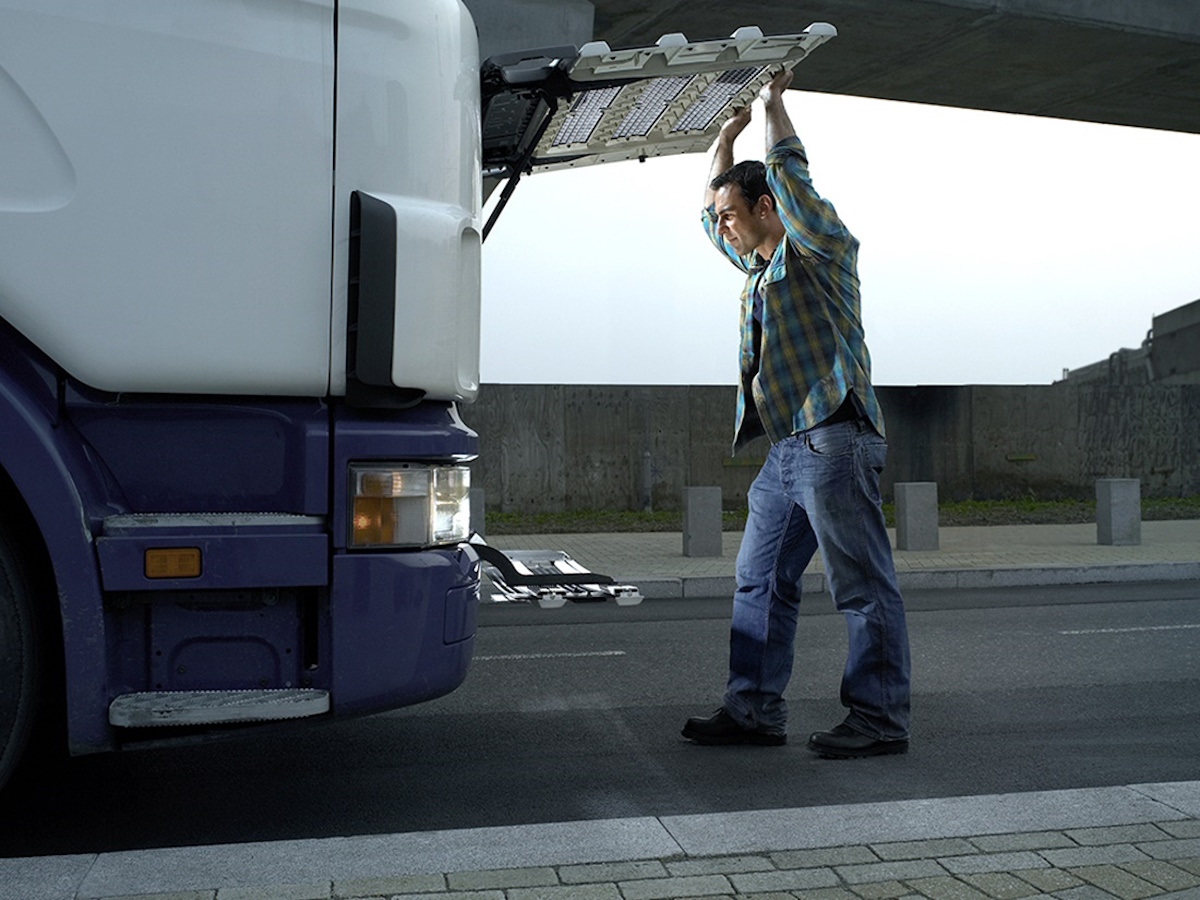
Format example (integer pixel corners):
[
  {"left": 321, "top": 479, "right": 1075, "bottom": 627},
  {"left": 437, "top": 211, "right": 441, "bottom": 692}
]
[{"left": 703, "top": 135, "right": 885, "bottom": 453}]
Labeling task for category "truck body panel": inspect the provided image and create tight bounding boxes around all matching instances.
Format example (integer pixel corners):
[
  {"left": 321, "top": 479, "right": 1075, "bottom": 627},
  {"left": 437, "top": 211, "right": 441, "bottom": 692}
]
[
  {"left": 332, "top": 0, "right": 482, "bottom": 401},
  {"left": 0, "top": 0, "right": 336, "bottom": 395}
]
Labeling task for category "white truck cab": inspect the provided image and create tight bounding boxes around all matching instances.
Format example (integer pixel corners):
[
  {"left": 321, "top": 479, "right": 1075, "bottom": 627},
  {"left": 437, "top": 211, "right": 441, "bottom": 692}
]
[{"left": 0, "top": 0, "right": 834, "bottom": 791}]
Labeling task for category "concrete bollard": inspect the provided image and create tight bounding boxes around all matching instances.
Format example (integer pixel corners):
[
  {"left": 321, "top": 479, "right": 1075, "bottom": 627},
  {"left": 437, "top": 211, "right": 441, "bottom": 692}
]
[
  {"left": 469, "top": 487, "right": 486, "bottom": 538},
  {"left": 683, "top": 486, "right": 723, "bottom": 557},
  {"left": 895, "top": 482, "right": 939, "bottom": 551},
  {"left": 1096, "top": 478, "right": 1141, "bottom": 545}
]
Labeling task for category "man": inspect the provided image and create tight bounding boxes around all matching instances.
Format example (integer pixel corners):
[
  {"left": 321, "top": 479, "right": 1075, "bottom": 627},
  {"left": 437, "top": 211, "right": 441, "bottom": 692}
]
[{"left": 681, "top": 68, "right": 911, "bottom": 759}]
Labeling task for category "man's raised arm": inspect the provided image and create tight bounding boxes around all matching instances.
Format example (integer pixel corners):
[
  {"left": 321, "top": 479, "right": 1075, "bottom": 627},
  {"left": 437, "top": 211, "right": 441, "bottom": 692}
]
[
  {"left": 760, "top": 68, "right": 797, "bottom": 151},
  {"left": 704, "top": 106, "right": 751, "bottom": 208}
]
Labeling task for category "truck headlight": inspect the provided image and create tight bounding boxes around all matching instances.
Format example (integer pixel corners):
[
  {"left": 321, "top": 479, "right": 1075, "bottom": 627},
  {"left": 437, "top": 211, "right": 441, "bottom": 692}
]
[{"left": 349, "top": 463, "right": 471, "bottom": 548}]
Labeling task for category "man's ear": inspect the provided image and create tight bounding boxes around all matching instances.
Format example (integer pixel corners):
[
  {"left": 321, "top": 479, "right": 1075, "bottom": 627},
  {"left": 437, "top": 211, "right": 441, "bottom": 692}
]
[{"left": 754, "top": 194, "right": 775, "bottom": 218}]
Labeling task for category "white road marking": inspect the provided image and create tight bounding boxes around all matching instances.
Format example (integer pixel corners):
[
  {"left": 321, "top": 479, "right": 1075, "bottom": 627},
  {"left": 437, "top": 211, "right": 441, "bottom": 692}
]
[
  {"left": 1060, "top": 624, "right": 1200, "bottom": 635},
  {"left": 475, "top": 650, "right": 627, "bottom": 661}
]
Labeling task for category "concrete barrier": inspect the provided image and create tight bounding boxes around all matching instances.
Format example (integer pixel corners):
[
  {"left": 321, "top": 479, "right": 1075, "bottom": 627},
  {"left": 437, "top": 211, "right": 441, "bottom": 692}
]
[
  {"left": 460, "top": 383, "right": 1200, "bottom": 514},
  {"left": 683, "top": 486, "right": 723, "bottom": 557},
  {"left": 1096, "top": 478, "right": 1141, "bottom": 545},
  {"left": 895, "top": 482, "right": 939, "bottom": 551}
]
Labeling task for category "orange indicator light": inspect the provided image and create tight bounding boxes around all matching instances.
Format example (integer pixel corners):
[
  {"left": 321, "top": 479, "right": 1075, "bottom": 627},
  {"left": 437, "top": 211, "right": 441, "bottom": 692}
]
[{"left": 144, "top": 547, "right": 202, "bottom": 579}]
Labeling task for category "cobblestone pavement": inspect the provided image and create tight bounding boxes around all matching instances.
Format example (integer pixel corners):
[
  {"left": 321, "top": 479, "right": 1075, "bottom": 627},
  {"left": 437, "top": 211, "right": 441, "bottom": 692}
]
[{"left": 325, "top": 821, "right": 1200, "bottom": 900}]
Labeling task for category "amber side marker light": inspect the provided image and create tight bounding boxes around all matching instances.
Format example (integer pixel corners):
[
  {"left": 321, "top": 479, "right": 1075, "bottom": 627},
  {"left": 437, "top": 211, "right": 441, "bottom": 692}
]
[{"left": 145, "top": 547, "right": 202, "bottom": 579}]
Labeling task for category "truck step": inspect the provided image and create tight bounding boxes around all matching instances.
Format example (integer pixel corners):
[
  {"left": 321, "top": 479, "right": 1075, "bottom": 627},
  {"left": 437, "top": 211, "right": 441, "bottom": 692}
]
[{"left": 109, "top": 688, "right": 330, "bottom": 728}]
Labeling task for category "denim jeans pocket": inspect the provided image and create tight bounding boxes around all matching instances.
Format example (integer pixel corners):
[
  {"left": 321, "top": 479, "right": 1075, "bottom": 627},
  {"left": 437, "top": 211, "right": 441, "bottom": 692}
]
[
  {"left": 803, "top": 421, "right": 856, "bottom": 458},
  {"left": 855, "top": 433, "right": 888, "bottom": 504},
  {"left": 860, "top": 433, "right": 887, "bottom": 473}
]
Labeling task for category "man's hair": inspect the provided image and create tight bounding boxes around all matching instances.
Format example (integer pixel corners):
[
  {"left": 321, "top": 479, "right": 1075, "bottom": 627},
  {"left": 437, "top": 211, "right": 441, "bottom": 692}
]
[{"left": 710, "top": 160, "right": 774, "bottom": 212}]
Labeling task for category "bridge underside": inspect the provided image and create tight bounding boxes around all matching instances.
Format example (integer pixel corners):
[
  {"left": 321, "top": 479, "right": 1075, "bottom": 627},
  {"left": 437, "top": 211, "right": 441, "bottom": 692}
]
[{"left": 470, "top": 0, "right": 1200, "bottom": 135}]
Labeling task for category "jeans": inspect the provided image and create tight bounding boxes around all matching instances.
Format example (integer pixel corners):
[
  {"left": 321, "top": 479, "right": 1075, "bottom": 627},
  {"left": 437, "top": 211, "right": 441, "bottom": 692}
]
[{"left": 723, "top": 419, "right": 911, "bottom": 740}]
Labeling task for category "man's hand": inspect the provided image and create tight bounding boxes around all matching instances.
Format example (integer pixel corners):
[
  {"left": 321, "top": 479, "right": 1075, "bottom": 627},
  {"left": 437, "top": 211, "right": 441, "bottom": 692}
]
[
  {"left": 719, "top": 106, "right": 752, "bottom": 146},
  {"left": 760, "top": 67, "right": 794, "bottom": 106}
]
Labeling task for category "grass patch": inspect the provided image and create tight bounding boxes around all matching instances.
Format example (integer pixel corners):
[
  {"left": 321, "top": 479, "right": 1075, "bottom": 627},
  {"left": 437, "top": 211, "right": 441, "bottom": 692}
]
[{"left": 483, "top": 495, "right": 1200, "bottom": 534}]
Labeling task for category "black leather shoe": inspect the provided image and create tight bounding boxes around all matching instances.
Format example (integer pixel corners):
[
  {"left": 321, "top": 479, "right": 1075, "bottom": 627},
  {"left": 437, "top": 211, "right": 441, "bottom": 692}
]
[
  {"left": 807, "top": 723, "right": 908, "bottom": 759},
  {"left": 681, "top": 708, "right": 786, "bottom": 746}
]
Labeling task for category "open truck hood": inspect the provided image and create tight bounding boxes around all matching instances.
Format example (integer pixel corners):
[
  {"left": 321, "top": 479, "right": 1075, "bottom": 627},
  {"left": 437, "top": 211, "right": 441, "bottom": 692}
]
[{"left": 479, "top": 23, "right": 837, "bottom": 238}]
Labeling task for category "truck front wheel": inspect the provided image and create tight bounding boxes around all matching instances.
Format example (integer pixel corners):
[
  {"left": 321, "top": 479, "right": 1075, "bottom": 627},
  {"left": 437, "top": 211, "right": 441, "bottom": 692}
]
[{"left": 0, "top": 523, "right": 39, "bottom": 792}]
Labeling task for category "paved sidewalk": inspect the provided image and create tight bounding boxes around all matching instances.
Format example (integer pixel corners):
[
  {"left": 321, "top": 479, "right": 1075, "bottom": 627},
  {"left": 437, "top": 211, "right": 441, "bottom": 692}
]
[
  {"left": 6, "top": 522, "right": 1198, "bottom": 900},
  {"left": 488, "top": 520, "right": 1200, "bottom": 598},
  {"left": 7, "top": 782, "right": 1200, "bottom": 900}
]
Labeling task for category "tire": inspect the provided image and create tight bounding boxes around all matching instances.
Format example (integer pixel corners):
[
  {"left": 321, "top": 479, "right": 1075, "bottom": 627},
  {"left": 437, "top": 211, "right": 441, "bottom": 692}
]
[{"left": 0, "top": 523, "right": 40, "bottom": 792}]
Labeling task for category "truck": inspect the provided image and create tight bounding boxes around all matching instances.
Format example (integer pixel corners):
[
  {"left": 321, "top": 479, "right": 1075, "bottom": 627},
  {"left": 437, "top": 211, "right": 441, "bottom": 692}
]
[{"left": 0, "top": 0, "right": 834, "bottom": 790}]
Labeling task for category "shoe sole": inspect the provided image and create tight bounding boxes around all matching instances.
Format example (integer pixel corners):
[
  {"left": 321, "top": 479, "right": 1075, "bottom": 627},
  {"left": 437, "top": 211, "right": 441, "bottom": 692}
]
[
  {"left": 681, "top": 727, "right": 787, "bottom": 747},
  {"left": 807, "top": 739, "right": 908, "bottom": 759}
]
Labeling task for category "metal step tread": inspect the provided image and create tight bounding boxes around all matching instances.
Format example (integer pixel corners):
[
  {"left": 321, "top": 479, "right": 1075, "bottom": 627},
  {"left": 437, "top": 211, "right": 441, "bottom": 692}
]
[
  {"left": 109, "top": 688, "right": 330, "bottom": 727},
  {"left": 479, "top": 548, "right": 643, "bottom": 608}
]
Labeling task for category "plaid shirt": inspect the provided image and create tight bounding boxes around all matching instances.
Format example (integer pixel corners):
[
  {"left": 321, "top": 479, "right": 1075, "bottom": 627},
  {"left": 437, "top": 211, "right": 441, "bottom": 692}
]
[{"left": 703, "top": 135, "right": 885, "bottom": 452}]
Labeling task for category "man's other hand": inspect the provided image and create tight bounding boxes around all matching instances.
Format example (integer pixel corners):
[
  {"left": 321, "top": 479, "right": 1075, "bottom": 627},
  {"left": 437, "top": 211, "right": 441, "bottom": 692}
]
[
  {"left": 720, "top": 106, "right": 752, "bottom": 144},
  {"left": 760, "top": 67, "right": 794, "bottom": 105}
]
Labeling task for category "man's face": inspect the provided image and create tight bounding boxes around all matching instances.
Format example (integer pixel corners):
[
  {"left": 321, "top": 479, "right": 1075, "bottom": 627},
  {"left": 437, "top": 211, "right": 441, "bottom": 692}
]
[{"left": 713, "top": 185, "right": 768, "bottom": 256}]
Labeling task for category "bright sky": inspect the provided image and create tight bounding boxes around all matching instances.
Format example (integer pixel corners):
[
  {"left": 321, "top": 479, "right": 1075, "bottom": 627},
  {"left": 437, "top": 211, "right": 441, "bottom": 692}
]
[{"left": 480, "top": 91, "right": 1200, "bottom": 387}]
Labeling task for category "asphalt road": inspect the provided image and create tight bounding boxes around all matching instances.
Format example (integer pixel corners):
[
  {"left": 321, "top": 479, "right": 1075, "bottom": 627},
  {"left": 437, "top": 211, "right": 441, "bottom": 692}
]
[{"left": 3, "top": 581, "right": 1199, "bottom": 857}]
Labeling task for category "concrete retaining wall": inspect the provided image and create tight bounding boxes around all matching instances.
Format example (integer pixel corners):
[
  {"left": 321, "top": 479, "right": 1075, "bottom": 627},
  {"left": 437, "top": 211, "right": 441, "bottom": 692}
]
[{"left": 460, "top": 383, "right": 1200, "bottom": 513}]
